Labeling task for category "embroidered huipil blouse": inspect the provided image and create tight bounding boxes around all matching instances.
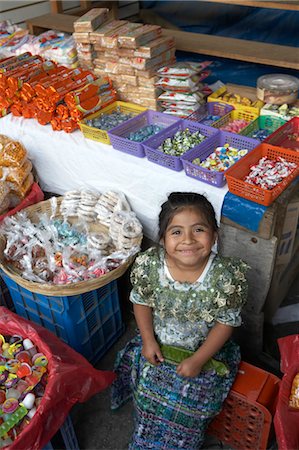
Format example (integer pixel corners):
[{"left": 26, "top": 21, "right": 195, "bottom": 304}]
[{"left": 130, "top": 247, "right": 249, "bottom": 351}]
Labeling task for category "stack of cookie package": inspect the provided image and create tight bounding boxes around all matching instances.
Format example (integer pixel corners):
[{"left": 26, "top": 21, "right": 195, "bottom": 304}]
[
  {"left": 73, "top": 8, "right": 176, "bottom": 110},
  {"left": 156, "top": 61, "right": 213, "bottom": 118}
]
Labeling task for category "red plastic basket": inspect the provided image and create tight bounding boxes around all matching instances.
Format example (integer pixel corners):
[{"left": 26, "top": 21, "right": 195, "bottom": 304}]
[
  {"left": 143, "top": 119, "right": 219, "bottom": 172},
  {"left": 187, "top": 101, "right": 234, "bottom": 126},
  {"left": 208, "top": 361, "right": 280, "bottom": 450},
  {"left": 225, "top": 143, "right": 299, "bottom": 206},
  {"left": 108, "top": 110, "right": 180, "bottom": 158},
  {"left": 264, "top": 117, "right": 299, "bottom": 152},
  {"left": 181, "top": 131, "right": 259, "bottom": 187}
]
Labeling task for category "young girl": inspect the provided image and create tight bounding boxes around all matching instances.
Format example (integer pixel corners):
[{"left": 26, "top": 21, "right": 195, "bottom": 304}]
[{"left": 111, "top": 192, "right": 249, "bottom": 449}]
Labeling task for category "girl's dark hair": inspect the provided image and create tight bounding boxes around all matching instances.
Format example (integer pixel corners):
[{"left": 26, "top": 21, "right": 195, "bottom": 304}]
[{"left": 158, "top": 192, "right": 218, "bottom": 241}]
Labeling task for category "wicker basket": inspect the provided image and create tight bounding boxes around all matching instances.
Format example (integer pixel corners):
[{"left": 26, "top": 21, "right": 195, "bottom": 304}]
[{"left": 0, "top": 197, "right": 141, "bottom": 296}]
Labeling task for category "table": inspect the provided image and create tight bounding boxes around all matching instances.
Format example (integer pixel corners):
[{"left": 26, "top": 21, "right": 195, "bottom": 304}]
[{"left": 0, "top": 114, "right": 227, "bottom": 241}]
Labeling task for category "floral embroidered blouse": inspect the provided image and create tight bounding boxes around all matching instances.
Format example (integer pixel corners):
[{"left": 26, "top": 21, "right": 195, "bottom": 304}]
[{"left": 130, "top": 247, "right": 249, "bottom": 351}]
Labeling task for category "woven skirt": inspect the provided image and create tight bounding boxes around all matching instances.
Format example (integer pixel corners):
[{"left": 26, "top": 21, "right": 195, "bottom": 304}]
[{"left": 111, "top": 335, "right": 240, "bottom": 450}]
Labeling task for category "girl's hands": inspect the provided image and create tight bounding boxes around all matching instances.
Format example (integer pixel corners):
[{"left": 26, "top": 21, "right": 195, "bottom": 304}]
[
  {"left": 142, "top": 339, "right": 164, "bottom": 366},
  {"left": 176, "top": 356, "right": 202, "bottom": 378}
]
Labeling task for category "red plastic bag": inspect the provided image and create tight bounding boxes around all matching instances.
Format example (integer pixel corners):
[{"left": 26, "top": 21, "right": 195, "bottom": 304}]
[
  {"left": 274, "top": 334, "right": 299, "bottom": 450},
  {"left": 0, "top": 183, "right": 44, "bottom": 222},
  {"left": 0, "top": 307, "right": 116, "bottom": 450}
]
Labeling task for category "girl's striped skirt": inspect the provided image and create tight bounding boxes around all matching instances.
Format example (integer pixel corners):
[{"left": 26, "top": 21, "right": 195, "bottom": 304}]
[{"left": 111, "top": 335, "right": 240, "bottom": 449}]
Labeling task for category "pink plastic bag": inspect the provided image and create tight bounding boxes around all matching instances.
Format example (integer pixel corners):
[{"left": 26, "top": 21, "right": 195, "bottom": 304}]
[
  {"left": 274, "top": 334, "right": 299, "bottom": 450},
  {"left": 0, "top": 306, "right": 116, "bottom": 450}
]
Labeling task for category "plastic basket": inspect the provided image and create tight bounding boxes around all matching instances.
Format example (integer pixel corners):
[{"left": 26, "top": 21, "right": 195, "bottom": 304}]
[
  {"left": 212, "top": 109, "right": 258, "bottom": 131},
  {"left": 181, "top": 131, "right": 259, "bottom": 187},
  {"left": 225, "top": 143, "right": 299, "bottom": 206},
  {"left": 143, "top": 119, "right": 219, "bottom": 172},
  {"left": 1, "top": 273, "right": 124, "bottom": 364},
  {"left": 79, "top": 101, "right": 147, "bottom": 145},
  {"left": 0, "top": 275, "right": 13, "bottom": 310},
  {"left": 208, "top": 85, "right": 264, "bottom": 116},
  {"left": 240, "top": 115, "right": 287, "bottom": 142},
  {"left": 187, "top": 101, "right": 234, "bottom": 126},
  {"left": 108, "top": 110, "right": 180, "bottom": 158},
  {"left": 264, "top": 117, "right": 299, "bottom": 151},
  {"left": 43, "top": 415, "right": 79, "bottom": 450},
  {"left": 208, "top": 361, "right": 280, "bottom": 450}
]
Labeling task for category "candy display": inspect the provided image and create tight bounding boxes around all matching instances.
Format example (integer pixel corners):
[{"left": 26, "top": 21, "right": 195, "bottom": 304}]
[
  {"left": 257, "top": 74, "right": 299, "bottom": 105},
  {"left": 0, "top": 333, "right": 48, "bottom": 447},
  {"left": 219, "top": 118, "right": 250, "bottom": 133},
  {"left": 250, "top": 128, "right": 272, "bottom": 141},
  {"left": 85, "top": 108, "right": 133, "bottom": 130},
  {"left": 0, "top": 190, "right": 142, "bottom": 285},
  {"left": 244, "top": 156, "right": 297, "bottom": 190},
  {"left": 192, "top": 144, "right": 248, "bottom": 171},
  {"left": 128, "top": 124, "right": 163, "bottom": 142},
  {"left": 261, "top": 103, "right": 299, "bottom": 121},
  {"left": 158, "top": 128, "right": 206, "bottom": 156},
  {"left": 208, "top": 85, "right": 264, "bottom": 115},
  {"left": 0, "top": 52, "right": 117, "bottom": 131},
  {"left": 289, "top": 373, "right": 299, "bottom": 408},
  {"left": 73, "top": 8, "right": 109, "bottom": 33}
]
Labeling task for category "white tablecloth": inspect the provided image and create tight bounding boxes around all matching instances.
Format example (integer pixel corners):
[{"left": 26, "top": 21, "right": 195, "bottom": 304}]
[{"left": 0, "top": 115, "right": 228, "bottom": 241}]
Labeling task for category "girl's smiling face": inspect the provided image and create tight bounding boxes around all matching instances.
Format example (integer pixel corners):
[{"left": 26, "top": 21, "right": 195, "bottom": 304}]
[{"left": 163, "top": 206, "right": 217, "bottom": 272}]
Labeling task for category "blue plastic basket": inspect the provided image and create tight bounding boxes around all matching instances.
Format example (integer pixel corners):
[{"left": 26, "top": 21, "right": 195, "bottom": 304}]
[
  {"left": 181, "top": 131, "right": 260, "bottom": 187},
  {"left": 0, "top": 273, "right": 124, "bottom": 365},
  {"left": 43, "top": 415, "right": 79, "bottom": 450},
  {"left": 187, "top": 102, "right": 234, "bottom": 126},
  {"left": 143, "top": 119, "right": 219, "bottom": 172},
  {"left": 108, "top": 110, "right": 180, "bottom": 158}
]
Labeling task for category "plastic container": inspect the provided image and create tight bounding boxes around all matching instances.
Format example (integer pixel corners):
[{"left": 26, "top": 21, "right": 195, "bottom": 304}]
[
  {"left": 0, "top": 274, "right": 124, "bottom": 365},
  {"left": 108, "top": 110, "right": 180, "bottom": 158},
  {"left": 240, "top": 115, "right": 287, "bottom": 142},
  {"left": 143, "top": 119, "right": 219, "bottom": 172},
  {"left": 264, "top": 117, "right": 299, "bottom": 152},
  {"left": 79, "top": 101, "right": 146, "bottom": 145},
  {"left": 257, "top": 74, "right": 299, "bottom": 105},
  {"left": 225, "top": 143, "right": 299, "bottom": 206},
  {"left": 208, "top": 361, "right": 280, "bottom": 450},
  {"left": 187, "top": 102, "right": 234, "bottom": 126},
  {"left": 181, "top": 131, "right": 259, "bottom": 187},
  {"left": 43, "top": 415, "right": 79, "bottom": 450},
  {"left": 0, "top": 183, "right": 44, "bottom": 223},
  {"left": 208, "top": 84, "right": 264, "bottom": 116}
]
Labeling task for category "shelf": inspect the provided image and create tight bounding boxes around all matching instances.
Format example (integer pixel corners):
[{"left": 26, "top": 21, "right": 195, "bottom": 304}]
[{"left": 162, "top": 28, "right": 299, "bottom": 70}]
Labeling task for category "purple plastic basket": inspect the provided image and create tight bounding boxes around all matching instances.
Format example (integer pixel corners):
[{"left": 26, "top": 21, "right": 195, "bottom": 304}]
[
  {"left": 181, "top": 131, "right": 260, "bottom": 187},
  {"left": 107, "top": 110, "right": 180, "bottom": 158},
  {"left": 143, "top": 119, "right": 219, "bottom": 172},
  {"left": 188, "top": 102, "right": 234, "bottom": 126}
]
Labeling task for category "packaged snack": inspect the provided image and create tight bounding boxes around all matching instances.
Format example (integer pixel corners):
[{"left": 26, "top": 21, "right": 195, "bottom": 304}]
[
  {"left": 118, "top": 24, "right": 162, "bottom": 49},
  {"left": 134, "top": 36, "right": 175, "bottom": 59},
  {"left": 132, "top": 48, "right": 176, "bottom": 71},
  {"left": 0, "top": 159, "right": 32, "bottom": 185},
  {"left": 155, "top": 73, "right": 209, "bottom": 92},
  {"left": 72, "top": 32, "right": 91, "bottom": 43},
  {"left": 11, "top": 172, "right": 34, "bottom": 198},
  {"left": 120, "top": 74, "right": 138, "bottom": 86},
  {"left": 257, "top": 74, "right": 299, "bottom": 105},
  {"left": 73, "top": 8, "right": 109, "bottom": 32},
  {"left": 289, "top": 373, "right": 299, "bottom": 408},
  {"left": 89, "top": 20, "right": 128, "bottom": 45},
  {"left": 158, "top": 90, "right": 205, "bottom": 103},
  {"left": 0, "top": 140, "right": 27, "bottom": 167},
  {"left": 101, "top": 22, "right": 143, "bottom": 48},
  {"left": 157, "top": 61, "right": 212, "bottom": 78},
  {"left": 0, "top": 180, "right": 10, "bottom": 213}
]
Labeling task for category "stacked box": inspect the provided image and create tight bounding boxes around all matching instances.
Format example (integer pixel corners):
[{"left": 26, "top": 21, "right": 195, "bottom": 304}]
[{"left": 73, "top": 14, "right": 176, "bottom": 110}]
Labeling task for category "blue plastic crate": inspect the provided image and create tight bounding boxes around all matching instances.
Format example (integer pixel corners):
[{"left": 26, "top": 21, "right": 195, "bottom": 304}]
[
  {"left": 0, "top": 273, "right": 124, "bottom": 364},
  {"left": 43, "top": 415, "right": 79, "bottom": 450}
]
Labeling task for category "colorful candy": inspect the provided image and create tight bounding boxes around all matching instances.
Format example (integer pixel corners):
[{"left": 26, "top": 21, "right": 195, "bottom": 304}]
[
  {"left": 244, "top": 156, "right": 297, "bottom": 190},
  {"left": 86, "top": 108, "right": 133, "bottom": 130},
  {"left": 192, "top": 144, "right": 248, "bottom": 172},
  {"left": 128, "top": 124, "right": 163, "bottom": 142},
  {"left": 158, "top": 128, "right": 206, "bottom": 156},
  {"left": 220, "top": 118, "right": 249, "bottom": 133}
]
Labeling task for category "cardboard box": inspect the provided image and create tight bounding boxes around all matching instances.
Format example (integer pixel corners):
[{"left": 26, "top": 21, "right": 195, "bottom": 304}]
[{"left": 276, "top": 197, "right": 299, "bottom": 265}]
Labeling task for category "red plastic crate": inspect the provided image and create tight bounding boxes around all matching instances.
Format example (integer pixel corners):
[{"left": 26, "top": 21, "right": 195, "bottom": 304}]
[
  {"left": 225, "top": 143, "right": 299, "bottom": 206},
  {"left": 264, "top": 117, "right": 299, "bottom": 152},
  {"left": 208, "top": 361, "right": 280, "bottom": 450}
]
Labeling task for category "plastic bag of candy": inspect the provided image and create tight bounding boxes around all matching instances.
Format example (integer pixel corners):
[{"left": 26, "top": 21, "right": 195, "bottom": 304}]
[{"left": 0, "top": 307, "right": 115, "bottom": 449}]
